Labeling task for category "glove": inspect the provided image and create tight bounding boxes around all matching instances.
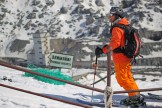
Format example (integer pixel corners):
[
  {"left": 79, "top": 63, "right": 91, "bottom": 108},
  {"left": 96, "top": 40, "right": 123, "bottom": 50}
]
[
  {"left": 102, "top": 45, "right": 111, "bottom": 54},
  {"left": 95, "top": 47, "right": 103, "bottom": 57}
]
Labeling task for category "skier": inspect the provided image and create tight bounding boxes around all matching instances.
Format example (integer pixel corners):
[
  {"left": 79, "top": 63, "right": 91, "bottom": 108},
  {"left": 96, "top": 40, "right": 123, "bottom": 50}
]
[{"left": 95, "top": 7, "right": 144, "bottom": 106}]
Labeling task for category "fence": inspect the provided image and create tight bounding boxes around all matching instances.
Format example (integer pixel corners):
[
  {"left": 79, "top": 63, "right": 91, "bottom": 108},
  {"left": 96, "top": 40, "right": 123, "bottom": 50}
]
[{"left": 0, "top": 52, "right": 162, "bottom": 108}]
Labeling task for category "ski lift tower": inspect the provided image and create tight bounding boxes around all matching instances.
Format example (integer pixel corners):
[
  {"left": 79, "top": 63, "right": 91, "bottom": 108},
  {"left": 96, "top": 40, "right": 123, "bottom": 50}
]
[{"left": 32, "top": 30, "right": 50, "bottom": 66}]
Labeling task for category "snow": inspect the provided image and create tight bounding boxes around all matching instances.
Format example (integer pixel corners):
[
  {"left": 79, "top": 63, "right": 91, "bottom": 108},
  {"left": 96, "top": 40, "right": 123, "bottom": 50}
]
[
  {"left": 0, "top": 0, "right": 162, "bottom": 107},
  {"left": 82, "top": 41, "right": 104, "bottom": 46},
  {"left": 134, "top": 0, "right": 162, "bottom": 31},
  {"left": 0, "top": 65, "right": 162, "bottom": 108},
  {"left": 82, "top": 47, "right": 92, "bottom": 53},
  {"left": 81, "top": 55, "right": 91, "bottom": 61},
  {"left": 142, "top": 51, "right": 162, "bottom": 58}
]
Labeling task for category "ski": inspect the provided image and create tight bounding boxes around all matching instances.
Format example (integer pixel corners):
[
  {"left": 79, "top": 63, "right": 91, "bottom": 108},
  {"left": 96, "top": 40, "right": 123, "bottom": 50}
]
[
  {"left": 76, "top": 94, "right": 162, "bottom": 108},
  {"left": 76, "top": 94, "right": 104, "bottom": 107},
  {"left": 76, "top": 95, "right": 146, "bottom": 108},
  {"left": 141, "top": 93, "right": 162, "bottom": 100},
  {"left": 148, "top": 93, "right": 162, "bottom": 100},
  {"left": 77, "top": 98, "right": 160, "bottom": 108}
]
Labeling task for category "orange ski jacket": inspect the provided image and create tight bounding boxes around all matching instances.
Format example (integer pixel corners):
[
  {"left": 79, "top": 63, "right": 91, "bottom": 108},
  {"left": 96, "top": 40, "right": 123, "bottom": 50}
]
[{"left": 109, "top": 18, "right": 131, "bottom": 63}]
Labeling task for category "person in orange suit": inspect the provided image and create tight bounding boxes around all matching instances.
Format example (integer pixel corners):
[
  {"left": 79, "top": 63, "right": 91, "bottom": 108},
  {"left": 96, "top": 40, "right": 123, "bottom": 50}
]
[{"left": 95, "top": 7, "right": 144, "bottom": 106}]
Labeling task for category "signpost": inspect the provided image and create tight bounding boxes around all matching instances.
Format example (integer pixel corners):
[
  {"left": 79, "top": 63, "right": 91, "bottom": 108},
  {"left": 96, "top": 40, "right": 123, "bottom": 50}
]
[{"left": 49, "top": 53, "right": 73, "bottom": 69}]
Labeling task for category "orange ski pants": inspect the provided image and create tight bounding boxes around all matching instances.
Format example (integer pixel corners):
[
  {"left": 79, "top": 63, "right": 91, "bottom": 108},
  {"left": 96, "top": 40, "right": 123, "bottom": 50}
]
[{"left": 114, "top": 62, "right": 139, "bottom": 96}]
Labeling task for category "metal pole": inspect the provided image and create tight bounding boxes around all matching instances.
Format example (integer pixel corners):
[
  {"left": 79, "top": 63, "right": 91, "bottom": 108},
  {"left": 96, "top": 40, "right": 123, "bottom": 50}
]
[
  {"left": 91, "top": 72, "right": 115, "bottom": 85},
  {"left": 0, "top": 60, "right": 104, "bottom": 93},
  {"left": 91, "top": 76, "right": 107, "bottom": 85},
  {"left": 0, "top": 83, "right": 91, "bottom": 108},
  {"left": 91, "top": 56, "right": 97, "bottom": 104}
]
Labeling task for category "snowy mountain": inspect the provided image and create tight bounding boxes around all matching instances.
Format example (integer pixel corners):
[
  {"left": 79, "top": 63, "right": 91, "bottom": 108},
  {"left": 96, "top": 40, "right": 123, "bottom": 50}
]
[
  {"left": 0, "top": 0, "right": 162, "bottom": 66},
  {"left": 1, "top": 0, "right": 162, "bottom": 38},
  {"left": 0, "top": 1, "right": 162, "bottom": 108}
]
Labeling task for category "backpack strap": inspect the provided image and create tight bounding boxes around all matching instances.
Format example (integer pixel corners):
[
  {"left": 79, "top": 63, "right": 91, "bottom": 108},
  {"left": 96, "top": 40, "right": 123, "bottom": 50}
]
[
  {"left": 110, "top": 24, "right": 129, "bottom": 34},
  {"left": 110, "top": 24, "right": 129, "bottom": 53}
]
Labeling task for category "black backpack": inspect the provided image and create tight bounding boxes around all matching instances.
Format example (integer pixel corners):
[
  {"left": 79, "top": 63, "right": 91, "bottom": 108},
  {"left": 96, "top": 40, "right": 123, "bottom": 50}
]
[{"left": 110, "top": 24, "right": 142, "bottom": 63}]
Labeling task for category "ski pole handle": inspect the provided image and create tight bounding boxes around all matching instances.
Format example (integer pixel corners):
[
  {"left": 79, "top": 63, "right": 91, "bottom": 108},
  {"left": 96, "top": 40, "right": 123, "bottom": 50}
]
[
  {"left": 92, "top": 56, "right": 98, "bottom": 68},
  {"left": 95, "top": 56, "right": 98, "bottom": 65}
]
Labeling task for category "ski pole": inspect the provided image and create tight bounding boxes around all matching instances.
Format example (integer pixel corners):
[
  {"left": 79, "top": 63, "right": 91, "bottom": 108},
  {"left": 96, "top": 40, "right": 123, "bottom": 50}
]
[
  {"left": 91, "top": 56, "right": 98, "bottom": 104},
  {"left": 91, "top": 72, "right": 115, "bottom": 85}
]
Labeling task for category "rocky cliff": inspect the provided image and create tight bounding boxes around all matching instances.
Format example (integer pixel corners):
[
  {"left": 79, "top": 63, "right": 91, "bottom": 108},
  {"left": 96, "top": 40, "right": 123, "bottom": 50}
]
[{"left": 0, "top": 0, "right": 162, "bottom": 67}]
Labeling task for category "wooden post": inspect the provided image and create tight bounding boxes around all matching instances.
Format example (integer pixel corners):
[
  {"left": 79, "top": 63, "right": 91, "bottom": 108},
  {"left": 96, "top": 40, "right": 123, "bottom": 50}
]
[
  {"left": 105, "top": 51, "right": 112, "bottom": 108},
  {"left": 107, "top": 51, "right": 111, "bottom": 87}
]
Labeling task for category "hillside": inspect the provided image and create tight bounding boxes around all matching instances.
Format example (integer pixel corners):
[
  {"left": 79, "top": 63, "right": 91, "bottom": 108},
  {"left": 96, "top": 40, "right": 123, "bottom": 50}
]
[{"left": 0, "top": 0, "right": 162, "bottom": 66}]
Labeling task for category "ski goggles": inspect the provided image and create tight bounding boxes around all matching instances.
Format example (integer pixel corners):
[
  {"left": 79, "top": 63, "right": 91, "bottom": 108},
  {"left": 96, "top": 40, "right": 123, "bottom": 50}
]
[{"left": 106, "top": 13, "right": 115, "bottom": 17}]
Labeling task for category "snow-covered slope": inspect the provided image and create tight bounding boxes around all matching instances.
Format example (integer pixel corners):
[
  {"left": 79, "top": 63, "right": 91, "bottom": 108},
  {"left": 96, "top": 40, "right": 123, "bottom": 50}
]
[{"left": 0, "top": 65, "right": 162, "bottom": 108}]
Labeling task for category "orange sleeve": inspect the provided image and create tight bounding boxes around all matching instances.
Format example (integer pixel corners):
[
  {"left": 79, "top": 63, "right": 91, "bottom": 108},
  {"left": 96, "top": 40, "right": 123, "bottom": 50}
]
[
  {"left": 102, "top": 45, "right": 111, "bottom": 54},
  {"left": 109, "top": 27, "right": 124, "bottom": 50}
]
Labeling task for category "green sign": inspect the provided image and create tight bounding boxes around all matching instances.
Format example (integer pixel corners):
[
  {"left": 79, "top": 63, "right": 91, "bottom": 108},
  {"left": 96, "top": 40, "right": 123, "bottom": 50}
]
[{"left": 49, "top": 53, "right": 73, "bottom": 69}]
